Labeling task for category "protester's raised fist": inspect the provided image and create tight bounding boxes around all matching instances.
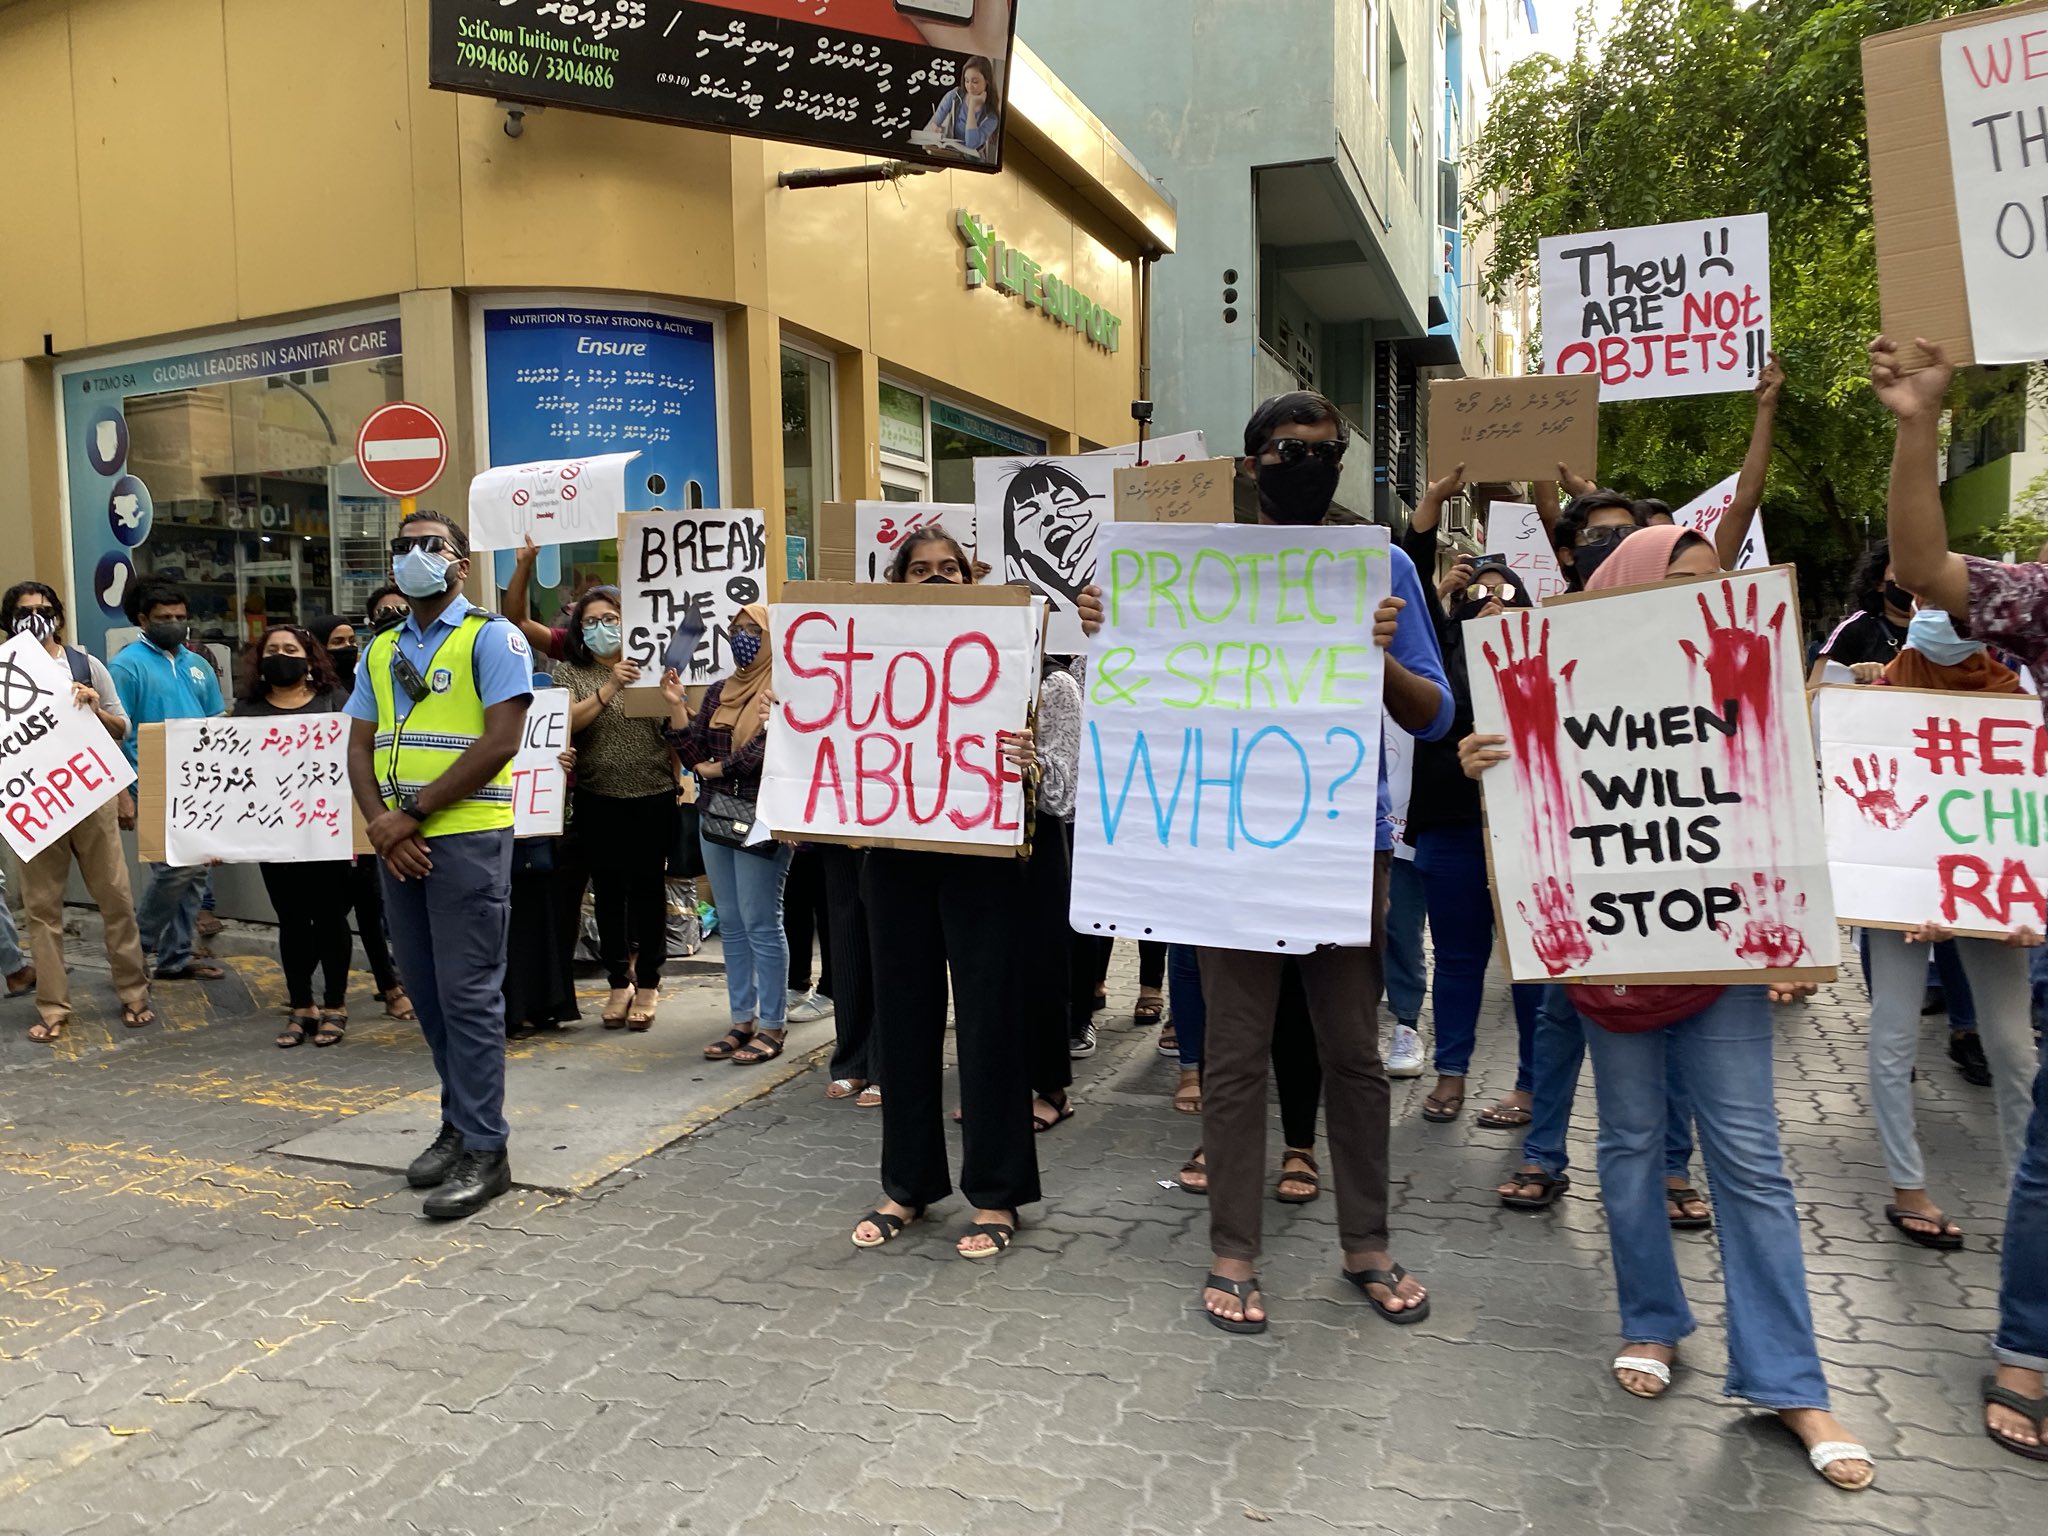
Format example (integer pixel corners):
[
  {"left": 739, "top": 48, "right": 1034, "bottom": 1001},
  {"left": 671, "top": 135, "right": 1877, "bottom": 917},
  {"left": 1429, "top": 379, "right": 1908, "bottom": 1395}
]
[
  {"left": 1869, "top": 335, "right": 1952, "bottom": 421},
  {"left": 1424, "top": 463, "right": 1466, "bottom": 505},
  {"left": 1755, "top": 350, "right": 1785, "bottom": 410}
]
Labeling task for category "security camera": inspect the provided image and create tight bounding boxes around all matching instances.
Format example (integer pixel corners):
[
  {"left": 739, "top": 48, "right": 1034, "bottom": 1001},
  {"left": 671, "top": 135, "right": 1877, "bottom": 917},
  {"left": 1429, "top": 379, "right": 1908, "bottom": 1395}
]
[
  {"left": 1131, "top": 399, "right": 1155, "bottom": 423},
  {"left": 500, "top": 101, "right": 540, "bottom": 139}
]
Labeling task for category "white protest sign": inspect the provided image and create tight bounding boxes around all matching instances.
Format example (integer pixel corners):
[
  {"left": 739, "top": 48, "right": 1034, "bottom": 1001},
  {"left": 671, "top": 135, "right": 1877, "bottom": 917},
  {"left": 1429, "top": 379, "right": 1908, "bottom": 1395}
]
[
  {"left": 759, "top": 586, "right": 1036, "bottom": 852},
  {"left": 1939, "top": 15, "right": 2048, "bottom": 364},
  {"left": 512, "top": 691, "right": 570, "bottom": 838},
  {"left": 853, "top": 502, "right": 978, "bottom": 583},
  {"left": 976, "top": 454, "right": 1118, "bottom": 655},
  {"left": 1483, "top": 501, "right": 1569, "bottom": 604},
  {"left": 468, "top": 452, "right": 638, "bottom": 554},
  {"left": 162, "top": 716, "right": 350, "bottom": 866},
  {"left": 1540, "top": 213, "right": 1772, "bottom": 400},
  {"left": 1386, "top": 724, "right": 1417, "bottom": 864},
  {"left": 0, "top": 635, "right": 135, "bottom": 859},
  {"left": 1468, "top": 568, "right": 1836, "bottom": 982},
  {"left": 1673, "top": 474, "right": 1770, "bottom": 570},
  {"left": 618, "top": 507, "right": 768, "bottom": 686},
  {"left": 1817, "top": 685, "right": 2048, "bottom": 934},
  {"left": 1084, "top": 430, "right": 1209, "bottom": 465},
  {"left": 1072, "top": 524, "right": 1390, "bottom": 950}
]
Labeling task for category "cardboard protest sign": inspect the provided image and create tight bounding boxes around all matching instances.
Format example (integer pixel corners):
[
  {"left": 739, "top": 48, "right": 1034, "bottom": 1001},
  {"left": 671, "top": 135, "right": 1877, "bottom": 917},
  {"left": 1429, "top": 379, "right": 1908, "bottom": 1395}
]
[
  {"left": 975, "top": 454, "right": 1118, "bottom": 654},
  {"left": 1816, "top": 685, "right": 2048, "bottom": 935},
  {"left": 144, "top": 717, "right": 355, "bottom": 866},
  {"left": 1483, "top": 501, "right": 1569, "bottom": 605},
  {"left": 1084, "top": 430, "right": 1209, "bottom": 465},
  {"left": 1428, "top": 377, "right": 1597, "bottom": 484},
  {"left": 1113, "top": 459, "right": 1236, "bottom": 524},
  {"left": 853, "top": 502, "right": 979, "bottom": 583},
  {"left": 512, "top": 691, "right": 570, "bottom": 838},
  {"left": 1468, "top": 568, "right": 1837, "bottom": 984},
  {"left": 758, "top": 584, "right": 1035, "bottom": 856},
  {"left": 1672, "top": 475, "right": 1770, "bottom": 571},
  {"left": 0, "top": 634, "right": 134, "bottom": 860},
  {"left": 468, "top": 452, "right": 638, "bottom": 554},
  {"left": 1939, "top": 10, "right": 2048, "bottom": 364},
  {"left": 1539, "top": 215, "right": 1772, "bottom": 400},
  {"left": 1072, "top": 524, "right": 1391, "bottom": 950},
  {"left": 617, "top": 507, "right": 767, "bottom": 687}
]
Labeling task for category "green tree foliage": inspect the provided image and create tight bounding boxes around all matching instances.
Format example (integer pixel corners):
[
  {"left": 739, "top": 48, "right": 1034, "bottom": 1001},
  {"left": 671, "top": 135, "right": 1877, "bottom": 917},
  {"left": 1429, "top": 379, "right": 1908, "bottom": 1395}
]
[{"left": 1464, "top": 0, "right": 1998, "bottom": 630}]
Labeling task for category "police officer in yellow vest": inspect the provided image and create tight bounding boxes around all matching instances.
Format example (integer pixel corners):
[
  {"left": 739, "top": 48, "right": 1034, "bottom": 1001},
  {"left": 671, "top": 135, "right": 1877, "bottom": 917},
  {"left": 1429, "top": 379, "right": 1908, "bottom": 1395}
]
[{"left": 346, "top": 512, "right": 533, "bottom": 1219}]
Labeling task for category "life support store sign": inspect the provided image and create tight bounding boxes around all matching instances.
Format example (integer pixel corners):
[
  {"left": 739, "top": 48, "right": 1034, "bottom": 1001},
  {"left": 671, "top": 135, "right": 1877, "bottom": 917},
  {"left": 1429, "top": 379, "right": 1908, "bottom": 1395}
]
[
  {"left": 1816, "top": 685, "right": 2048, "bottom": 935},
  {"left": 1539, "top": 214, "right": 1772, "bottom": 401},
  {"left": 1468, "top": 570, "right": 1837, "bottom": 984},
  {"left": 1071, "top": 524, "right": 1392, "bottom": 951},
  {"left": 758, "top": 584, "right": 1035, "bottom": 854},
  {"left": 0, "top": 635, "right": 134, "bottom": 860}
]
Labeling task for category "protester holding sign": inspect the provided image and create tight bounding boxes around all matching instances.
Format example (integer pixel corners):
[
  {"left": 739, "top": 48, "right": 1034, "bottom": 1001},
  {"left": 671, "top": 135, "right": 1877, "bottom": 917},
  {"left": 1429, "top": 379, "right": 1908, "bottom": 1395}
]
[
  {"left": 557, "top": 586, "right": 680, "bottom": 1031},
  {"left": 231, "top": 625, "right": 355, "bottom": 1048},
  {"left": 1, "top": 583, "right": 154, "bottom": 1042},
  {"left": 1460, "top": 525, "right": 1873, "bottom": 1489},
  {"left": 1810, "top": 543, "right": 1912, "bottom": 685},
  {"left": 1873, "top": 332, "right": 2048, "bottom": 1462}
]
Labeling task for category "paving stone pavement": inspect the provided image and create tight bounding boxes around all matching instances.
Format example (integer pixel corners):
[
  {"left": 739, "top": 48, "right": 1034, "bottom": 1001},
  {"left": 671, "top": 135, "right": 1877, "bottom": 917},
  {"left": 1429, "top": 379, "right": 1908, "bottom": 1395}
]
[{"left": 0, "top": 936, "right": 2041, "bottom": 1534}]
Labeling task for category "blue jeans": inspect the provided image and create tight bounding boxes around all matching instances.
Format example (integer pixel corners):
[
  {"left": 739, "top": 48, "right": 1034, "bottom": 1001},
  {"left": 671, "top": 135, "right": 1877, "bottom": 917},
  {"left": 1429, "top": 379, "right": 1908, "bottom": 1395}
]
[
  {"left": 1524, "top": 985, "right": 1695, "bottom": 1181},
  {"left": 1934, "top": 940, "right": 1978, "bottom": 1032},
  {"left": 701, "top": 835, "right": 794, "bottom": 1028},
  {"left": 1581, "top": 987, "right": 1830, "bottom": 1409},
  {"left": 1169, "top": 943, "right": 1206, "bottom": 1068},
  {"left": 2032, "top": 944, "right": 2048, "bottom": 1034},
  {"left": 0, "top": 867, "right": 25, "bottom": 976},
  {"left": 1998, "top": 1052, "right": 2048, "bottom": 1370},
  {"left": 136, "top": 862, "right": 209, "bottom": 973},
  {"left": 1413, "top": 824, "right": 1539, "bottom": 1084},
  {"left": 1383, "top": 857, "right": 1427, "bottom": 1025}
]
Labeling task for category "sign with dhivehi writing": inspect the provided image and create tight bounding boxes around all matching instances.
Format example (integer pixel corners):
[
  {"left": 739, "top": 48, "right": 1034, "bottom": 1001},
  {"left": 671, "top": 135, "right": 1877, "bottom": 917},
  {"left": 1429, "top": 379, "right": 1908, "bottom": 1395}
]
[
  {"left": 1113, "top": 458, "right": 1236, "bottom": 524},
  {"left": 1427, "top": 377, "right": 1598, "bottom": 484},
  {"left": 1673, "top": 475, "right": 1771, "bottom": 571},
  {"left": 1483, "top": 501, "right": 1569, "bottom": 605},
  {"left": 0, "top": 634, "right": 134, "bottom": 860},
  {"left": 159, "top": 716, "right": 354, "bottom": 866},
  {"left": 853, "top": 502, "right": 979, "bottom": 584}
]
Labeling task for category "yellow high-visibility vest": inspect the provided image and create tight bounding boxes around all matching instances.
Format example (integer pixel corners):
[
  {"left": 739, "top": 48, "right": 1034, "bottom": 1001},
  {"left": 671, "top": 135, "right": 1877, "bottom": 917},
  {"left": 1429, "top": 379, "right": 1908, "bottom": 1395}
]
[{"left": 366, "top": 612, "right": 514, "bottom": 836}]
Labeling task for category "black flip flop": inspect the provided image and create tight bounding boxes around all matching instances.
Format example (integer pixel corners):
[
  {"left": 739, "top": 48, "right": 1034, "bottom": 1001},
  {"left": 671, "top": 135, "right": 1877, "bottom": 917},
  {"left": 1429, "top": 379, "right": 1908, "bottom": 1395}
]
[
  {"left": 1983, "top": 1376, "right": 2048, "bottom": 1462},
  {"left": 1666, "top": 1185, "right": 1714, "bottom": 1231},
  {"left": 1033, "top": 1093, "right": 1075, "bottom": 1134},
  {"left": 1202, "top": 1273, "right": 1267, "bottom": 1335},
  {"left": 1886, "top": 1203, "right": 1964, "bottom": 1250},
  {"left": 1500, "top": 1169, "right": 1570, "bottom": 1211},
  {"left": 957, "top": 1211, "right": 1018, "bottom": 1261},
  {"left": 1475, "top": 1102, "right": 1533, "bottom": 1129},
  {"left": 1420, "top": 1093, "right": 1464, "bottom": 1124},
  {"left": 1342, "top": 1263, "right": 1431, "bottom": 1326}
]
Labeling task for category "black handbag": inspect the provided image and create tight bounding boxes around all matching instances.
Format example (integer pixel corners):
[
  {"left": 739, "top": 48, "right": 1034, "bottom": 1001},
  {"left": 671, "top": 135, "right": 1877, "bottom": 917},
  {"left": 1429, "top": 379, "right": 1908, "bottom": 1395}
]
[
  {"left": 669, "top": 796, "right": 706, "bottom": 878},
  {"left": 700, "top": 787, "right": 776, "bottom": 857}
]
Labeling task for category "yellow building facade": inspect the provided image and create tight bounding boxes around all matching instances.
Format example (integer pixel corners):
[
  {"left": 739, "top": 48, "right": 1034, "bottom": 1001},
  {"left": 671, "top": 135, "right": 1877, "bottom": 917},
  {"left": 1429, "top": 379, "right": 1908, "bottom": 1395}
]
[{"left": 0, "top": 0, "right": 1173, "bottom": 660}]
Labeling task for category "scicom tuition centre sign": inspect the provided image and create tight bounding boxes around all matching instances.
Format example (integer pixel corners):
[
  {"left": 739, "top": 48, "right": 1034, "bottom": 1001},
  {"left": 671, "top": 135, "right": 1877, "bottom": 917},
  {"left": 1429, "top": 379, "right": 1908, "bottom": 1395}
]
[{"left": 957, "top": 211, "right": 1123, "bottom": 353}]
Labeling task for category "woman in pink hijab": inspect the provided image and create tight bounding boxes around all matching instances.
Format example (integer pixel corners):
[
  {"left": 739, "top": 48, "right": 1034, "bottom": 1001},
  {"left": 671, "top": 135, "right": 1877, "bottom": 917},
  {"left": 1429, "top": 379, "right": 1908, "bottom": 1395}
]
[{"left": 1457, "top": 517, "right": 1875, "bottom": 1491}]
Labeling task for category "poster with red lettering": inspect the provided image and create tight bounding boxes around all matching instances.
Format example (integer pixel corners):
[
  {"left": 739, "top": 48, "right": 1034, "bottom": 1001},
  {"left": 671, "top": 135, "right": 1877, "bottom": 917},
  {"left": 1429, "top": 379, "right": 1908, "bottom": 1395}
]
[
  {"left": 1539, "top": 214, "right": 1772, "bottom": 402},
  {"left": 1816, "top": 685, "right": 2048, "bottom": 935},
  {"left": 1468, "top": 567, "right": 1837, "bottom": 984},
  {"left": 0, "top": 632, "right": 135, "bottom": 860},
  {"left": 758, "top": 584, "right": 1036, "bottom": 855}
]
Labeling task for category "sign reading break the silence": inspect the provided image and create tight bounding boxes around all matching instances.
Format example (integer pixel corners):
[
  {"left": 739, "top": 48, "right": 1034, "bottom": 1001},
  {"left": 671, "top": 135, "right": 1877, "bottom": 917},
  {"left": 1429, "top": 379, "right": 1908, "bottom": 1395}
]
[
  {"left": 1468, "top": 568, "right": 1837, "bottom": 983},
  {"left": 1939, "top": 9, "right": 2048, "bottom": 364},
  {"left": 758, "top": 584, "right": 1037, "bottom": 855},
  {"left": 0, "top": 633, "right": 134, "bottom": 859},
  {"left": 1817, "top": 685, "right": 2048, "bottom": 934},
  {"left": 1539, "top": 213, "right": 1772, "bottom": 400},
  {"left": 618, "top": 507, "right": 768, "bottom": 687},
  {"left": 1072, "top": 523, "right": 1391, "bottom": 950}
]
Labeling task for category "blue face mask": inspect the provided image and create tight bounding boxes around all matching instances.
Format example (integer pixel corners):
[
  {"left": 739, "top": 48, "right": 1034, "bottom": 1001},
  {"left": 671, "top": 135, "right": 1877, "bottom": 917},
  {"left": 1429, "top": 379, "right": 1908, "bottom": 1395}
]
[
  {"left": 730, "top": 629, "right": 762, "bottom": 668},
  {"left": 393, "top": 546, "right": 452, "bottom": 599},
  {"left": 1907, "top": 608, "right": 1984, "bottom": 666},
  {"left": 582, "top": 619, "right": 622, "bottom": 656}
]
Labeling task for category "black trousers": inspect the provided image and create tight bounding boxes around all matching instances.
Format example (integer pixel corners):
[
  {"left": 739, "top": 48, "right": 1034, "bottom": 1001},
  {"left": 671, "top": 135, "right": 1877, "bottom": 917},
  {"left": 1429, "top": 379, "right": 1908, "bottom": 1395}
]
[
  {"left": 1028, "top": 821, "right": 1076, "bottom": 1100},
  {"left": 822, "top": 846, "right": 877, "bottom": 1083},
  {"left": 784, "top": 846, "right": 832, "bottom": 994},
  {"left": 863, "top": 849, "right": 1040, "bottom": 1212},
  {"left": 260, "top": 859, "right": 354, "bottom": 1009},
  {"left": 348, "top": 853, "right": 401, "bottom": 995},
  {"left": 1077, "top": 933, "right": 1166, "bottom": 1010},
  {"left": 575, "top": 788, "right": 676, "bottom": 989}
]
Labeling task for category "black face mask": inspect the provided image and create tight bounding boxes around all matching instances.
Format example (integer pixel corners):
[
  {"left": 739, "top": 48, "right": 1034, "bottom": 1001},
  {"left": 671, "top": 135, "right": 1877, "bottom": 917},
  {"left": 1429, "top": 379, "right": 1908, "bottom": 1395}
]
[
  {"left": 1456, "top": 594, "right": 1502, "bottom": 624},
  {"left": 1570, "top": 539, "right": 1626, "bottom": 587},
  {"left": 260, "top": 654, "right": 310, "bottom": 688},
  {"left": 145, "top": 620, "right": 189, "bottom": 653},
  {"left": 1255, "top": 457, "right": 1340, "bottom": 525},
  {"left": 918, "top": 572, "right": 962, "bottom": 585},
  {"left": 1882, "top": 581, "right": 1911, "bottom": 613},
  {"left": 327, "top": 644, "right": 359, "bottom": 681}
]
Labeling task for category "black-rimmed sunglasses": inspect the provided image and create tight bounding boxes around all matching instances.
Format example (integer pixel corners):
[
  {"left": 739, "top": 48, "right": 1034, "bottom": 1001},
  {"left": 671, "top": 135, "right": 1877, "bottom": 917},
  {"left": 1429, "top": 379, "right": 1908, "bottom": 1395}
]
[
  {"left": 1574, "top": 523, "right": 1637, "bottom": 551},
  {"left": 389, "top": 533, "right": 455, "bottom": 557},
  {"left": 1266, "top": 438, "right": 1347, "bottom": 467}
]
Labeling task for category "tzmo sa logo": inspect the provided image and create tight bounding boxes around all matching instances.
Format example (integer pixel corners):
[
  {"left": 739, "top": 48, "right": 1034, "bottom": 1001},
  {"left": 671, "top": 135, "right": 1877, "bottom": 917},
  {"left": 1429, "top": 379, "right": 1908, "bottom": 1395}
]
[{"left": 955, "top": 210, "right": 1122, "bottom": 353}]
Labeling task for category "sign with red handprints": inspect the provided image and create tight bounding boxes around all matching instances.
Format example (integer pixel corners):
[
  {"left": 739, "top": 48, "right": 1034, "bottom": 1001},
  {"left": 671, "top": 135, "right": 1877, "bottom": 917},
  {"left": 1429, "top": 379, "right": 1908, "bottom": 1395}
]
[
  {"left": 1816, "top": 684, "right": 2048, "bottom": 935},
  {"left": 1467, "top": 567, "right": 1836, "bottom": 982}
]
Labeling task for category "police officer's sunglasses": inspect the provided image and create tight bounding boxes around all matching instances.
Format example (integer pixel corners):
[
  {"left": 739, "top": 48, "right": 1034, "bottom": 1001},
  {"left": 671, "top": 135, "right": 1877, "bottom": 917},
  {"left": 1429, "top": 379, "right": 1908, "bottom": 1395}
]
[{"left": 389, "top": 533, "right": 456, "bottom": 556}]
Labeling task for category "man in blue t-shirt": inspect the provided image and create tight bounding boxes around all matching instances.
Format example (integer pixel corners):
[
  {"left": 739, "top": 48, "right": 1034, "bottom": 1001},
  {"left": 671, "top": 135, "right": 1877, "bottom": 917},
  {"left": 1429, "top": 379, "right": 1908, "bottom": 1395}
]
[{"left": 109, "top": 579, "right": 227, "bottom": 982}]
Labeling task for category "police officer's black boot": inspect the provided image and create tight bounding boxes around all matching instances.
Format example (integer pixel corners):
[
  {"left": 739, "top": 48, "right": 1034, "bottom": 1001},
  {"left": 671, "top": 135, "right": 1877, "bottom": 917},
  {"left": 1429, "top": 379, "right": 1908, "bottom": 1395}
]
[
  {"left": 406, "top": 1123, "right": 465, "bottom": 1188},
  {"left": 422, "top": 1148, "right": 512, "bottom": 1220}
]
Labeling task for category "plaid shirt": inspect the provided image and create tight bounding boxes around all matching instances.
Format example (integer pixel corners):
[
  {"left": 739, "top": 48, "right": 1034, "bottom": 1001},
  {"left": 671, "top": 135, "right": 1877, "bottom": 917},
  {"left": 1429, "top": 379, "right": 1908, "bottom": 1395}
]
[{"left": 1961, "top": 556, "right": 2048, "bottom": 714}]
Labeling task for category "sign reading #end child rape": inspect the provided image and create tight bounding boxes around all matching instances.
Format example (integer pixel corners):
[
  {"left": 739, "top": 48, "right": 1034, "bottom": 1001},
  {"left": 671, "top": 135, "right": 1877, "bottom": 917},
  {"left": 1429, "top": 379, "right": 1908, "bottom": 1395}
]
[
  {"left": 0, "top": 633, "right": 134, "bottom": 860},
  {"left": 1539, "top": 213, "right": 1772, "bottom": 401},
  {"left": 759, "top": 584, "right": 1036, "bottom": 855},
  {"left": 1468, "top": 567, "right": 1836, "bottom": 984},
  {"left": 1817, "top": 685, "right": 2048, "bottom": 935},
  {"left": 1072, "top": 524, "right": 1392, "bottom": 951}
]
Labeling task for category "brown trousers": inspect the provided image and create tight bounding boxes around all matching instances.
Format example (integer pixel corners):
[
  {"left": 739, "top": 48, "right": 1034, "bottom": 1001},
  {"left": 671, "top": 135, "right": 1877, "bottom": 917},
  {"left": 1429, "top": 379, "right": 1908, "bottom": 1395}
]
[
  {"left": 1198, "top": 853, "right": 1391, "bottom": 1263},
  {"left": 22, "top": 799, "right": 152, "bottom": 1028}
]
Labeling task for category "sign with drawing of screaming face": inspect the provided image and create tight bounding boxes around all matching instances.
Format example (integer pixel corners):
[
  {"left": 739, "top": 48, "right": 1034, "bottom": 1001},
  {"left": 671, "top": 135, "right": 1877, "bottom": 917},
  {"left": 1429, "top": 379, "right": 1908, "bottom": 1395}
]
[{"left": 975, "top": 454, "right": 1117, "bottom": 654}]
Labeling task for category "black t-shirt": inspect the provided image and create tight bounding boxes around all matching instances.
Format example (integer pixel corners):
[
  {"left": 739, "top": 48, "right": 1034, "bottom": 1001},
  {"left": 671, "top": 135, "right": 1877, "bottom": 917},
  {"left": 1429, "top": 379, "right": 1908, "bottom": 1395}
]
[
  {"left": 1817, "top": 610, "right": 1907, "bottom": 668},
  {"left": 1398, "top": 522, "right": 1483, "bottom": 839},
  {"left": 233, "top": 688, "right": 349, "bottom": 717}
]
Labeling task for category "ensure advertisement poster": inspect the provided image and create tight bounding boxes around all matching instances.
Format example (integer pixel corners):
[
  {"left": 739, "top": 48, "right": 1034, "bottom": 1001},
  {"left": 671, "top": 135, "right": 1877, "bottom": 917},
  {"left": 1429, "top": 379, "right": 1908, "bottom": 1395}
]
[{"left": 428, "top": 0, "right": 1019, "bottom": 172}]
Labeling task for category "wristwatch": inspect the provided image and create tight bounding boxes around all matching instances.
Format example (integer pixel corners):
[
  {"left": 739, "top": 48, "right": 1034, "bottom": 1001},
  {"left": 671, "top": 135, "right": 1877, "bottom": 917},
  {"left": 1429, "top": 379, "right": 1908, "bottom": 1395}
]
[{"left": 397, "top": 795, "right": 428, "bottom": 824}]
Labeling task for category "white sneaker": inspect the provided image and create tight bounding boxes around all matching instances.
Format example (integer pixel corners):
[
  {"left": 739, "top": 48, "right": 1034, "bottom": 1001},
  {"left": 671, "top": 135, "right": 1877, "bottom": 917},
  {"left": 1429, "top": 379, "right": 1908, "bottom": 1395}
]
[
  {"left": 1386, "top": 1023, "right": 1425, "bottom": 1078},
  {"left": 786, "top": 988, "right": 835, "bottom": 1023}
]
